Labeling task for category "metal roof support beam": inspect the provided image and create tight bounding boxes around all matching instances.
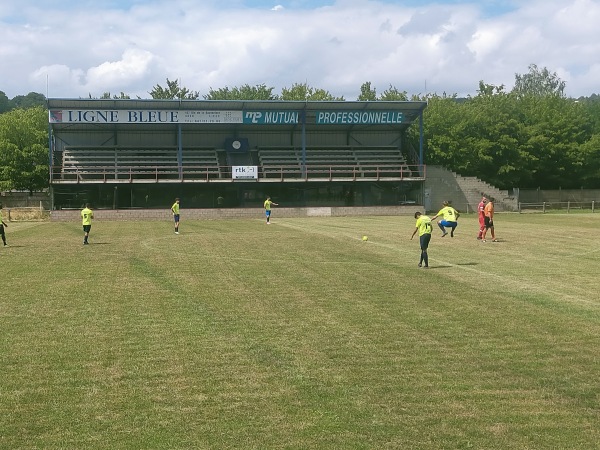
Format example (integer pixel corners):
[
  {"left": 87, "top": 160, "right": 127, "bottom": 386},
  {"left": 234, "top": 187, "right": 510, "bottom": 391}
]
[
  {"left": 177, "top": 123, "right": 183, "bottom": 181},
  {"left": 48, "top": 123, "right": 54, "bottom": 182},
  {"left": 301, "top": 109, "right": 307, "bottom": 178}
]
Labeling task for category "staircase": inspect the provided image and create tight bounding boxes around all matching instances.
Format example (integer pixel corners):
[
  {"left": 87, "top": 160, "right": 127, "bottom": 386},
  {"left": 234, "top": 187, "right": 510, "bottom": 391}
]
[{"left": 425, "top": 166, "right": 518, "bottom": 213}]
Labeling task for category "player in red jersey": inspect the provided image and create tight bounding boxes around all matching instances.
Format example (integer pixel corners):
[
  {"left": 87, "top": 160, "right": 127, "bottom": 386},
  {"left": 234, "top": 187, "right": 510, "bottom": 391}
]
[{"left": 477, "top": 196, "right": 487, "bottom": 240}]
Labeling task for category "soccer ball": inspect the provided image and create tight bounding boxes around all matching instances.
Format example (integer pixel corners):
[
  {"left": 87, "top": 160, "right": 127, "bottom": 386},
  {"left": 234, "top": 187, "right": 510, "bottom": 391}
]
[{"left": 362, "top": 235, "right": 368, "bottom": 241}]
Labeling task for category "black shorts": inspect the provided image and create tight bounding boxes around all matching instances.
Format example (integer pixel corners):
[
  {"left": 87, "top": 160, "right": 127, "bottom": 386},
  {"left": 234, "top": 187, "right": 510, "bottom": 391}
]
[
  {"left": 0, "top": 224, "right": 4, "bottom": 236},
  {"left": 420, "top": 233, "right": 431, "bottom": 251},
  {"left": 83, "top": 225, "right": 92, "bottom": 233},
  {"left": 484, "top": 217, "right": 494, "bottom": 228}
]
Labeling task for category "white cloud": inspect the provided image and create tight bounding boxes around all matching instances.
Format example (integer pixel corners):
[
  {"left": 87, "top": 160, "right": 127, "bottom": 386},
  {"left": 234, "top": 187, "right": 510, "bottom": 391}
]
[
  {"left": 1, "top": 0, "right": 600, "bottom": 99},
  {"left": 86, "top": 49, "right": 155, "bottom": 92}
]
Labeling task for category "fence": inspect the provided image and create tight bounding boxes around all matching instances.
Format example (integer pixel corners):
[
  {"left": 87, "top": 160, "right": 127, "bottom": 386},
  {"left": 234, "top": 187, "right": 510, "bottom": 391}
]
[
  {"left": 518, "top": 201, "right": 597, "bottom": 213},
  {"left": 2, "top": 206, "right": 50, "bottom": 221},
  {"left": 518, "top": 188, "right": 600, "bottom": 203}
]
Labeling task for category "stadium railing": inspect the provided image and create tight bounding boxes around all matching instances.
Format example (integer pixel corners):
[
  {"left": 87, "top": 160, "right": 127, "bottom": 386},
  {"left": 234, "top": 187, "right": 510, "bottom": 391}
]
[{"left": 50, "top": 163, "right": 425, "bottom": 183}]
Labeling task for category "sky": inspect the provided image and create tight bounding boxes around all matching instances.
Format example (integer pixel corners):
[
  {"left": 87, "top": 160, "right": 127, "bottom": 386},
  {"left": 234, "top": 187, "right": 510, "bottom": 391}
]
[{"left": 1, "top": 0, "right": 599, "bottom": 100}]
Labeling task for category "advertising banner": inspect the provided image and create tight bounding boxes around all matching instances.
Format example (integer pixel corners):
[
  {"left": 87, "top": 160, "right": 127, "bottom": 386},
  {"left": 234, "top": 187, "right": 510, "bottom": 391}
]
[
  {"left": 232, "top": 166, "right": 258, "bottom": 180},
  {"left": 50, "top": 109, "right": 403, "bottom": 125}
]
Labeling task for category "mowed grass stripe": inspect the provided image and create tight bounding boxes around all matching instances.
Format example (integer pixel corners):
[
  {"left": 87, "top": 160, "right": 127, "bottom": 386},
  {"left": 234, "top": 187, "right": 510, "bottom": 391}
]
[{"left": 0, "top": 215, "right": 599, "bottom": 448}]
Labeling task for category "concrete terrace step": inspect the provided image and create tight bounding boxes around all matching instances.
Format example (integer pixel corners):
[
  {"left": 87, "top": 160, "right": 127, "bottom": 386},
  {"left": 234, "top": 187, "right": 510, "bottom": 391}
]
[{"left": 425, "top": 166, "right": 518, "bottom": 212}]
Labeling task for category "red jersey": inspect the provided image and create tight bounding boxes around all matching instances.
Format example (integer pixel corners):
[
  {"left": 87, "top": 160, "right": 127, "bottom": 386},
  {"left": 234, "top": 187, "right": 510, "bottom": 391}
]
[{"left": 478, "top": 201, "right": 486, "bottom": 218}]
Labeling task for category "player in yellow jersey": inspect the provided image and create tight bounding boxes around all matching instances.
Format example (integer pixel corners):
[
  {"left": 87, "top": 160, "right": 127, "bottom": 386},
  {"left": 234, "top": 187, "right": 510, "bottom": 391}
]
[
  {"left": 0, "top": 202, "right": 8, "bottom": 247},
  {"left": 171, "top": 198, "right": 180, "bottom": 234},
  {"left": 411, "top": 211, "right": 433, "bottom": 268},
  {"left": 431, "top": 200, "right": 460, "bottom": 237},
  {"left": 81, "top": 203, "right": 94, "bottom": 245},
  {"left": 264, "top": 196, "right": 278, "bottom": 224}
]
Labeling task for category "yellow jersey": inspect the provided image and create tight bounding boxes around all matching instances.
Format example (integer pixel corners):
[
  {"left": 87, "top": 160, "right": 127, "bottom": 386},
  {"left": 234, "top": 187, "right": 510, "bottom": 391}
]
[
  {"left": 415, "top": 215, "right": 433, "bottom": 236},
  {"left": 81, "top": 207, "right": 93, "bottom": 225},
  {"left": 436, "top": 206, "right": 458, "bottom": 222}
]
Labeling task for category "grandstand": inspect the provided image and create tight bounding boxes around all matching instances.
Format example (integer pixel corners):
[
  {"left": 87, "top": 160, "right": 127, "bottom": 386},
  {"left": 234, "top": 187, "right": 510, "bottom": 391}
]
[{"left": 48, "top": 99, "right": 427, "bottom": 209}]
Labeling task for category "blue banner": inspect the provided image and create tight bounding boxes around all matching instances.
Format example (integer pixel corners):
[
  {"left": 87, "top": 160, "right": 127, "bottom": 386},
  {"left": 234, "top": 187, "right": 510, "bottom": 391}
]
[{"left": 243, "top": 111, "right": 299, "bottom": 124}]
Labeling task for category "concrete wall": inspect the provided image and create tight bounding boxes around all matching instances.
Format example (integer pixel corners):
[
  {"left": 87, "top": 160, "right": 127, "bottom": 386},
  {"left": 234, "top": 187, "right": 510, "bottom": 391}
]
[
  {"left": 50, "top": 205, "right": 421, "bottom": 222},
  {"left": 424, "top": 166, "right": 518, "bottom": 213},
  {"left": 0, "top": 192, "right": 50, "bottom": 209}
]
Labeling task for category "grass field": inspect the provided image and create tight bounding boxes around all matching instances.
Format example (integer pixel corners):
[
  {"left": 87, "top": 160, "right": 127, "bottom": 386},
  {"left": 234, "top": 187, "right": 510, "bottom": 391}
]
[{"left": 1, "top": 213, "right": 599, "bottom": 449}]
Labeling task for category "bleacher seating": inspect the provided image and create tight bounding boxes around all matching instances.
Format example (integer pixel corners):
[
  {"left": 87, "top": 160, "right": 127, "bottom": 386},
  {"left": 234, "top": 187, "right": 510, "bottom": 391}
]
[
  {"left": 61, "top": 146, "right": 119, "bottom": 181},
  {"left": 304, "top": 146, "right": 358, "bottom": 178},
  {"left": 353, "top": 146, "right": 412, "bottom": 178},
  {"left": 182, "top": 146, "right": 221, "bottom": 179},
  {"left": 257, "top": 146, "right": 300, "bottom": 165},
  {"left": 257, "top": 146, "right": 301, "bottom": 178},
  {"left": 60, "top": 144, "right": 413, "bottom": 182},
  {"left": 61, "top": 145, "right": 221, "bottom": 181},
  {"left": 257, "top": 145, "right": 411, "bottom": 179}
]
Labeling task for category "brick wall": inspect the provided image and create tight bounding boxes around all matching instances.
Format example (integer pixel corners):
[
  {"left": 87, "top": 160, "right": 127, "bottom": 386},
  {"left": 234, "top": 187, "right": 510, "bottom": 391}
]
[{"left": 50, "top": 205, "right": 420, "bottom": 222}]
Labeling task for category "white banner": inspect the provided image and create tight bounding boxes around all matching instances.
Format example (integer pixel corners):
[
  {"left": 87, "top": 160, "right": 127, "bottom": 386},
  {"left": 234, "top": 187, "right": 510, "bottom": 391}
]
[
  {"left": 50, "top": 109, "right": 244, "bottom": 124},
  {"left": 232, "top": 166, "right": 258, "bottom": 180}
]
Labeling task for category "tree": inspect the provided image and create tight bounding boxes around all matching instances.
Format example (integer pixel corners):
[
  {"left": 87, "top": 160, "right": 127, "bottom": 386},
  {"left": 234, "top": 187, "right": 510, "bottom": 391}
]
[
  {"left": 512, "top": 64, "right": 566, "bottom": 98},
  {"left": 420, "top": 76, "right": 600, "bottom": 189},
  {"left": 0, "top": 106, "right": 49, "bottom": 193},
  {"left": 578, "top": 133, "right": 600, "bottom": 187},
  {"left": 0, "top": 91, "right": 10, "bottom": 114},
  {"left": 98, "top": 92, "right": 131, "bottom": 99},
  {"left": 9, "top": 92, "right": 47, "bottom": 109},
  {"left": 149, "top": 78, "right": 200, "bottom": 99},
  {"left": 0, "top": 91, "right": 46, "bottom": 113},
  {"left": 378, "top": 85, "right": 409, "bottom": 101},
  {"left": 476, "top": 81, "right": 506, "bottom": 97},
  {"left": 357, "top": 82, "right": 377, "bottom": 101},
  {"left": 280, "top": 82, "right": 343, "bottom": 101},
  {"left": 514, "top": 95, "right": 594, "bottom": 188},
  {"left": 421, "top": 94, "right": 470, "bottom": 170},
  {"left": 203, "top": 84, "right": 278, "bottom": 100}
]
